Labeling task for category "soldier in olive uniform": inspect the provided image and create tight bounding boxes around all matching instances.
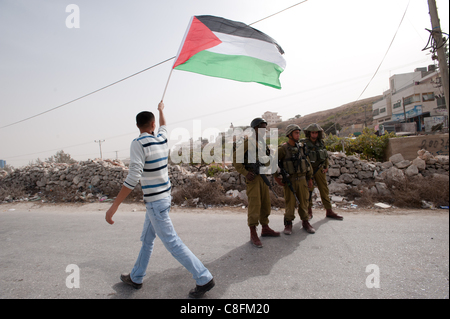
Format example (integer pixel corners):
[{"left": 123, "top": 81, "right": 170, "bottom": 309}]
[
  {"left": 301, "top": 123, "right": 343, "bottom": 220},
  {"left": 233, "top": 118, "right": 280, "bottom": 248},
  {"left": 274, "top": 124, "right": 315, "bottom": 234}
]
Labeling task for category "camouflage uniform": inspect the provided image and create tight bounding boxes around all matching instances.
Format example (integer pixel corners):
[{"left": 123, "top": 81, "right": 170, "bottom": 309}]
[
  {"left": 233, "top": 135, "right": 272, "bottom": 227},
  {"left": 301, "top": 123, "right": 343, "bottom": 220},
  {"left": 233, "top": 118, "right": 280, "bottom": 247},
  {"left": 275, "top": 124, "right": 315, "bottom": 234}
]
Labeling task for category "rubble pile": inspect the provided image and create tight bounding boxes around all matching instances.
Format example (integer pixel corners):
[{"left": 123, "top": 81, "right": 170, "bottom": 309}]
[
  {"left": 0, "top": 150, "right": 448, "bottom": 206},
  {"left": 0, "top": 159, "right": 131, "bottom": 201}
]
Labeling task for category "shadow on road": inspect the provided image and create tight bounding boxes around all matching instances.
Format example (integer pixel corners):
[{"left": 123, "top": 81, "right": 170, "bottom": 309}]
[{"left": 110, "top": 217, "right": 331, "bottom": 299}]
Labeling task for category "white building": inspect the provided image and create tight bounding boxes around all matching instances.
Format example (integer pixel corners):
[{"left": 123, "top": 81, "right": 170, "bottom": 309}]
[
  {"left": 373, "top": 65, "right": 447, "bottom": 132},
  {"left": 262, "top": 111, "right": 282, "bottom": 126}
]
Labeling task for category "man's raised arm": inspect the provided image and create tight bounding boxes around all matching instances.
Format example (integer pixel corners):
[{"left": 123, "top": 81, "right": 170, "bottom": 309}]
[{"left": 158, "top": 101, "right": 166, "bottom": 127}]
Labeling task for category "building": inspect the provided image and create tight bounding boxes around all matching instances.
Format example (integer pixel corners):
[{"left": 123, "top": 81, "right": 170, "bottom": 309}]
[
  {"left": 0, "top": 160, "right": 5, "bottom": 169},
  {"left": 262, "top": 111, "right": 282, "bottom": 126},
  {"left": 372, "top": 65, "right": 447, "bottom": 133}
]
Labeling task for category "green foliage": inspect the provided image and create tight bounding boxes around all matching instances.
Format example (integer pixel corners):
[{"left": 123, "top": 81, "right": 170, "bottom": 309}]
[
  {"left": 46, "top": 150, "right": 77, "bottom": 164},
  {"left": 321, "top": 121, "right": 342, "bottom": 135},
  {"left": 277, "top": 136, "right": 288, "bottom": 145},
  {"left": 324, "top": 128, "right": 397, "bottom": 161},
  {"left": 206, "top": 164, "right": 228, "bottom": 177},
  {"left": 30, "top": 150, "right": 77, "bottom": 165}
]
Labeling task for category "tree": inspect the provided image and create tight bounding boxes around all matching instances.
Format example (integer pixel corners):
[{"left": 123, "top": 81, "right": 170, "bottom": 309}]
[
  {"left": 322, "top": 121, "right": 342, "bottom": 135},
  {"left": 46, "top": 150, "right": 77, "bottom": 164}
]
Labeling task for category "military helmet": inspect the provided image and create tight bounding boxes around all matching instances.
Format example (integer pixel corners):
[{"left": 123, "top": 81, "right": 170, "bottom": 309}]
[
  {"left": 304, "top": 123, "right": 324, "bottom": 132},
  {"left": 250, "top": 117, "right": 267, "bottom": 128},
  {"left": 285, "top": 124, "right": 301, "bottom": 137},
  {"left": 304, "top": 123, "right": 324, "bottom": 140}
]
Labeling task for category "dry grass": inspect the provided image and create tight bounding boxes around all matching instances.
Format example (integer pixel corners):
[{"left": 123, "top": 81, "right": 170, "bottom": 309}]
[
  {"left": 383, "top": 177, "right": 449, "bottom": 208},
  {"left": 171, "top": 177, "right": 243, "bottom": 207},
  {"left": 0, "top": 184, "right": 143, "bottom": 203},
  {"left": 0, "top": 185, "right": 27, "bottom": 202},
  {"left": 2, "top": 174, "right": 448, "bottom": 209},
  {"left": 345, "top": 176, "right": 449, "bottom": 208}
]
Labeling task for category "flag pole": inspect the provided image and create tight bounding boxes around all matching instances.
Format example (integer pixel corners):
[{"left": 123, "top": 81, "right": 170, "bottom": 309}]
[{"left": 161, "top": 68, "right": 174, "bottom": 102}]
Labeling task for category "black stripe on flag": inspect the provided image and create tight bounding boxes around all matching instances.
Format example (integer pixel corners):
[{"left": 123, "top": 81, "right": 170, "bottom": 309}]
[{"left": 195, "top": 15, "right": 284, "bottom": 55}]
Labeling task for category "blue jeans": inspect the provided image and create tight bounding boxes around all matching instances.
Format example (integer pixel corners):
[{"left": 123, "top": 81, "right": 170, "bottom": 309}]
[{"left": 130, "top": 196, "right": 213, "bottom": 286}]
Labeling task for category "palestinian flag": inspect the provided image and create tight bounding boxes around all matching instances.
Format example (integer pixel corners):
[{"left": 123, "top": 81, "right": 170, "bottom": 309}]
[{"left": 173, "top": 15, "right": 286, "bottom": 89}]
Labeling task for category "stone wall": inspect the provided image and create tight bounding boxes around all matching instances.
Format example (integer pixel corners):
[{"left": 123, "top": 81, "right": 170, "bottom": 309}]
[{"left": 385, "top": 133, "right": 449, "bottom": 161}]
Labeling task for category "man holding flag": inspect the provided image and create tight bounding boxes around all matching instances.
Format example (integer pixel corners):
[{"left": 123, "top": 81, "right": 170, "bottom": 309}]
[{"left": 105, "top": 102, "right": 215, "bottom": 298}]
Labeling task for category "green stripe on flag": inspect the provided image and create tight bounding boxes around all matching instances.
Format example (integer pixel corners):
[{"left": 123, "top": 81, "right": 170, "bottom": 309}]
[{"left": 174, "top": 50, "right": 284, "bottom": 89}]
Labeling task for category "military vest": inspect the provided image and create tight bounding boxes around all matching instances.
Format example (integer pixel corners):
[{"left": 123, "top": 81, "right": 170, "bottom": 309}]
[
  {"left": 302, "top": 139, "right": 328, "bottom": 166},
  {"left": 242, "top": 137, "right": 271, "bottom": 173},
  {"left": 281, "top": 142, "right": 310, "bottom": 175}
]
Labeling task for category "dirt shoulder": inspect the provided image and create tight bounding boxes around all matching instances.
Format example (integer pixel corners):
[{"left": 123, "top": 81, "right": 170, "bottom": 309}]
[{"left": 1, "top": 201, "right": 448, "bottom": 217}]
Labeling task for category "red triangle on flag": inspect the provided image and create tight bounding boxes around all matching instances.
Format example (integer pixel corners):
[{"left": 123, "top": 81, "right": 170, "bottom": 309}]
[{"left": 173, "top": 16, "right": 222, "bottom": 69}]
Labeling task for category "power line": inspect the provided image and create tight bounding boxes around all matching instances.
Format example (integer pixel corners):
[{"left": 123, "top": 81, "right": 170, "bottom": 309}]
[
  {"left": 354, "top": 1, "right": 410, "bottom": 103},
  {"left": 331, "top": 0, "right": 410, "bottom": 132},
  {"left": 249, "top": 0, "right": 308, "bottom": 26},
  {"left": 0, "top": 57, "right": 176, "bottom": 130},
  {"left": 0, "top": 1, "right": 309, "bottom": 130},
  {"left": 5, "top": 57, "right": 430, "bottom": 162}
]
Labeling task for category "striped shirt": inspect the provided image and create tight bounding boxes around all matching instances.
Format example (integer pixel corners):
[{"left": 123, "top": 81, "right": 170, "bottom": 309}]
[{"left": 123, "top": 126, "right": 171, "bottom": 202}]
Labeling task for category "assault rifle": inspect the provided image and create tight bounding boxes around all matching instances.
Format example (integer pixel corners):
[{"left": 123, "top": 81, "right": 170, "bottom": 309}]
[
  {"left": 278, "top": 161, "right": 300, "bottom": 206},
  {"left": 306, "top": 142, "right": 327, "bottom": 203},
  {"left": 246, "top": 161, "right": 279, "bottom": 199}
]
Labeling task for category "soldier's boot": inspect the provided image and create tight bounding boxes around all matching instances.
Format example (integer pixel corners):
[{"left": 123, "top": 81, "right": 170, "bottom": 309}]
[
  {"left": 261, "top": 224, "right": 280, "bottom": 237},
  {"left": 326, "top": 209, "right": 344, "bottom": 220},
  {"left": 283, "top": 219, "right": 293, "bottom": 235},
  {"left": 302, "top": 220, "right": 316, "bottom": 234},
  {"left": 249, "top": 226, "right": 263, "bottom": 248},
  {"left": 308, "top": 207, "right": 313, "bottom": 220}
]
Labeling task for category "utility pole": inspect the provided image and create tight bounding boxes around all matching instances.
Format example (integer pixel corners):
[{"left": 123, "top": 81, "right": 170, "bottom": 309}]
[
  {"left": 402, "top": 97, "right": 407, "bottom": 124},
  {"left": 427, "top": 0, "right": 450, "bottom": 128},
  {"left": 94, "top": 140, "right": 105, "bottom": 159}
]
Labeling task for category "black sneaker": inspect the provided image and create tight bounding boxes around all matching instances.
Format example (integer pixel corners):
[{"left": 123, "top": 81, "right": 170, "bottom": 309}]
[
  {"left": 120, "top": 273, "right": 142, "bottom": 289},
  {"left": 189, "top": 278, "right": 215, "bottom": 298}
]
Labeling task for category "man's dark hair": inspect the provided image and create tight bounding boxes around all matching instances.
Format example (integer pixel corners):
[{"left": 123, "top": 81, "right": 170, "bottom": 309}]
[{"left": 136, "top": 111, "right": 155, "bottom": 128}]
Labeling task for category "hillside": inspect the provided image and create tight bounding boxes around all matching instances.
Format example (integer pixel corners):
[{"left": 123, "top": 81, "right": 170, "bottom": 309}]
[{"left": 270, "top": 95, "right": 383, "bottom": 136}]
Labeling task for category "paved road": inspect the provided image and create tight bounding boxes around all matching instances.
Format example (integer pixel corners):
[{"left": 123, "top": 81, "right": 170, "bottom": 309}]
[{"left": 0, "top": 204, "right": 448, "bottom": 300}]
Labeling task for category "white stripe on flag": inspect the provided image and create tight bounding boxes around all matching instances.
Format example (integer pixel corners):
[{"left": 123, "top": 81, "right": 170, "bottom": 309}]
[{"left": 206, "top": 32, "right": 286, "bottom": 70}]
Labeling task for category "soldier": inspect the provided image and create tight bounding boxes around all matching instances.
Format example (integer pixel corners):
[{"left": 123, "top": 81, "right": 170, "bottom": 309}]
[
  {"left": 301, "top": 123, "right": 343, "bottom": 220},
  {"left": 274, "top": 124, "right": 315, "bottom": 234},
  {"left": 233, "top": 118, "right": 280, "bottom": 248}
]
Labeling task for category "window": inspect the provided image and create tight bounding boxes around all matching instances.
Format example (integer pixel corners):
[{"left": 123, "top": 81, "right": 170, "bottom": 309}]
[
  {"left": 422, "top": 92, "right": 435, "bottom": 102},
  {"left": 380, "top": 108, "right": 386, "bottom": 113},
  {"left": 373, "top": 109, "right": 379, "bottom": 116},
  {"left": 404, "top": 94, "right": 420, "bottom": 106},
  {"left": 393, "top": 101, "right": 401, "bottom": 109},
  {"left": 437, "top": 96, "right": 446, "bottom": 108}
]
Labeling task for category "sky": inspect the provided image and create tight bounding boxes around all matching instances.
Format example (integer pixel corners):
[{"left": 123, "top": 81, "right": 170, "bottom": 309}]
[{"left": 1, "top": 0, "right": 449, "bottom": 168}]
